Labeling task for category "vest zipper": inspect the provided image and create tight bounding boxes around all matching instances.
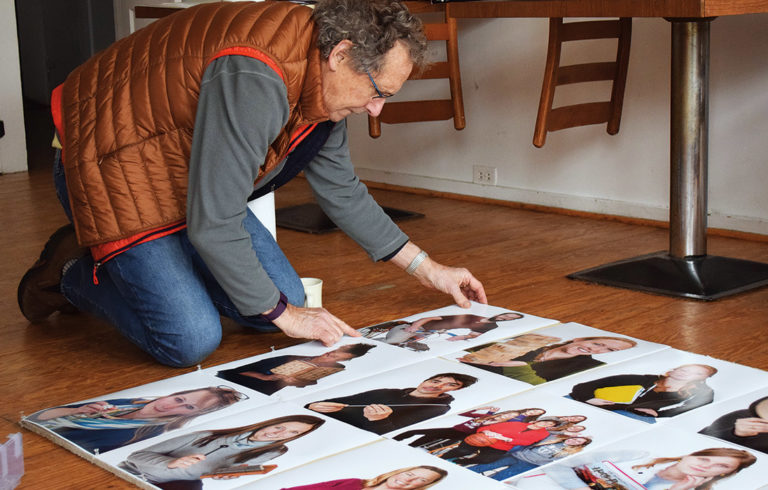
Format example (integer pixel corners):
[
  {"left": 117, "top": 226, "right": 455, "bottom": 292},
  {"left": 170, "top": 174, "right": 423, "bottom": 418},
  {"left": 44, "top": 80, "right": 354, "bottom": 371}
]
[{"left": 91, "top": 222, "right": 186, "bottom": 284}]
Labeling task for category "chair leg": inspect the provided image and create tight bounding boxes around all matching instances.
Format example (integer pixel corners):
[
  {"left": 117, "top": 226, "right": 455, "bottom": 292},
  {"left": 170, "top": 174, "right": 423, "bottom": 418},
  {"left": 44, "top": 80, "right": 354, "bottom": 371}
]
[
  {"left": 533, "top": 18, "right": 563, "bottom": 148},
  {"left": 446, "top": 16, "right": 465, "bottom": 130},
  {"left": 368, "top": 114, "right": 382, "bottom": 138},
  {"left": 607, "top": 18, "right": 632, "bottom": 135}
]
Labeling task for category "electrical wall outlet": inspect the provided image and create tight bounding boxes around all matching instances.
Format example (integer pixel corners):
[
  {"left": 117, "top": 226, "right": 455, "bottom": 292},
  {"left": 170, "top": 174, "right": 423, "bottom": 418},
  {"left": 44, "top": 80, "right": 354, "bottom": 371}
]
[{"left": 473, "top": 165, "right": 497, "bottom": 185}]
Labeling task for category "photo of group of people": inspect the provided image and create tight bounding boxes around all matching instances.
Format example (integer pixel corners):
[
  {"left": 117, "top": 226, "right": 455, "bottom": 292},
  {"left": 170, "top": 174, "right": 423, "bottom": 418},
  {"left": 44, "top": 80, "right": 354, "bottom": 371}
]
[
  {"left": 389, "top": 390, "right": 644, "bottom": 483},
  {"left": 21, "top": 302, "right": 768, "bottom": 489}
]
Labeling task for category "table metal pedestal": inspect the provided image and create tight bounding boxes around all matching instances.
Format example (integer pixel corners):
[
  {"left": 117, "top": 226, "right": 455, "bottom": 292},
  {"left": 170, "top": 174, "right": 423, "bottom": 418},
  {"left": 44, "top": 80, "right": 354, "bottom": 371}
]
[{"left": 569, "top": 19, "right": 768, "bottom": 300}]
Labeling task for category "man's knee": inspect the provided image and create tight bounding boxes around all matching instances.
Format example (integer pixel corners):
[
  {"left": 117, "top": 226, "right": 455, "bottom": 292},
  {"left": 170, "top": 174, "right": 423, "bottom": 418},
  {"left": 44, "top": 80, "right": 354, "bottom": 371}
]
[
  {"left": 152, "top": 330, "right": 222, "bottom": 368},
  {"left": 145, "top": 313, "right": 222, "bottom": 367}
]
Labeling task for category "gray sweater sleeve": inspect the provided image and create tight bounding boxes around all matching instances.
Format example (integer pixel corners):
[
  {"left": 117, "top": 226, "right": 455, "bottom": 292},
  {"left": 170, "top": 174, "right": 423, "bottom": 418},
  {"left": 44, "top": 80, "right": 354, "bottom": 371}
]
[
  {"left": 186, "top": 56, "right": 289, "bottom": 316},
  {"left": 303, "top": 120, "right": 409, "bottom": 261}
]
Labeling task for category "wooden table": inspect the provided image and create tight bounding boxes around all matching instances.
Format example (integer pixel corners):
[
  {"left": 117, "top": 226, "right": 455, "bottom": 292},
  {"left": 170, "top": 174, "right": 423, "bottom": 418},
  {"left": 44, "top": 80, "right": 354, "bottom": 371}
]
[{"left": 449, "top": 0, "right": 768, "bottom": 300}]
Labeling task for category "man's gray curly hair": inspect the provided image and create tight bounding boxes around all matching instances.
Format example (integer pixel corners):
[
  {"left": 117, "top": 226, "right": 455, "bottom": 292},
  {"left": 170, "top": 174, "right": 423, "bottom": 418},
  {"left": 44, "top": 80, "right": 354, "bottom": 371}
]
[{"left": 314, "top": 0, "right": 428, "bottom": 74}]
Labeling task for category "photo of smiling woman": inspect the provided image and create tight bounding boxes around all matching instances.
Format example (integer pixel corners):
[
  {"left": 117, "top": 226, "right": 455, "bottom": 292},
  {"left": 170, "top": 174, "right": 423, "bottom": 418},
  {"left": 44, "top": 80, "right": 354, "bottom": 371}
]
[
  {"left": 542, "top": 447, "right": 756, "bottom": 490},
  {"left": 280, "top": 465, "right": 448, "bottom": 490},
  {"left": 26, "top": 386, "right": 244, "bottom": 454},
  {"left": 458, "top": 336, "right": 638, "bottom": 385},
  {"left": 120, "top": 415, "right": 324, "bottom": 489}
]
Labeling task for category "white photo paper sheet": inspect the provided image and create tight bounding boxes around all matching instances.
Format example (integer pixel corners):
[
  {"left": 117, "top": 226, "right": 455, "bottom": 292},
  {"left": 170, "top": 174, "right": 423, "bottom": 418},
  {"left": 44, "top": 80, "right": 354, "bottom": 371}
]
[
  {"left": 238, "top": 439, "right": 510, "bottom": 489},
  {"left": 357, "top": 302, "right": 559, "bottom": 357},
  {"left": 291, "top": 356, "right": 531, "bottom": 437},
  {"left": 21, "top": 369, "right": 268, "bottom": 456},
  {"left": 673, "top": 385, "right": 768, "bottom": 455},
  {"left": 440, "top": 322, "right": 668, "bottom": 388},
  {"left": 540, "top": 348, "right": 768, "bottom": 425},
  {"left": 205, "top": 337, "right": 420, "bottom": 401},
  {"left": 99, "top": 401, "right": 379, "bottom": 489},
  {"left": 508, "top": 425, "right": 768, "bottom": 490},
  {"left": 387, "top": 388, "right": 648, "bottom": 483}
]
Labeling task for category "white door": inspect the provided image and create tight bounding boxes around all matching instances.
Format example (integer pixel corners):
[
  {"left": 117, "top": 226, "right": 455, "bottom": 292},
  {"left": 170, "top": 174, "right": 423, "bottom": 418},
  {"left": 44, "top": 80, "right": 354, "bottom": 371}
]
[{"left": 0, "top": 1, "right": 27, "bottom": 173}]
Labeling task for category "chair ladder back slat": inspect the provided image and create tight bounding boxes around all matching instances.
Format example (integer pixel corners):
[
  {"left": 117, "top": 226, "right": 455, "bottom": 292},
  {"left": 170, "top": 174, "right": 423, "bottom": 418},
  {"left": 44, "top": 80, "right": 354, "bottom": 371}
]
[
  {"left": 368, "top": 2, "right": 465, "bottom": 138},
  {"left": 533, "top": 17, "right": 632, "bottom": 147}
]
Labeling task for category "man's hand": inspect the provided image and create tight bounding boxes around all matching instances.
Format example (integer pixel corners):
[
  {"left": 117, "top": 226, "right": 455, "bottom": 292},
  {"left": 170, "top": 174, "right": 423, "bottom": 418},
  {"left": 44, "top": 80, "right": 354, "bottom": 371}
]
[
  {"left": 273, "top": 304, "right": 360, "bottom": 346},
  {"left": 733, "top": 417, "right": 768, "bottom": 437},
  {"left": 391, "top": 242, "right": 487, "bottom": 308},
  {"left": 363, "top": 404, "right": 393, "bottom": 421},
  {"left": 413, "top": 259, "right": 487, "bottom": 308},
  {"left": 307, "top": 402, "right": 347, "bottom": 413}
]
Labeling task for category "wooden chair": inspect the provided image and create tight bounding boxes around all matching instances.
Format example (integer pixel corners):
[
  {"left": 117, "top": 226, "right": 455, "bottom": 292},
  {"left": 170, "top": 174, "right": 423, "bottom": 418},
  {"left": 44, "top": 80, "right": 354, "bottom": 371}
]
[
  {"left": 368, "top": 1, "right": 465, "bottom": 138},
  {"left": 533, "top": 18, "right": 632, "bottom": 147}
]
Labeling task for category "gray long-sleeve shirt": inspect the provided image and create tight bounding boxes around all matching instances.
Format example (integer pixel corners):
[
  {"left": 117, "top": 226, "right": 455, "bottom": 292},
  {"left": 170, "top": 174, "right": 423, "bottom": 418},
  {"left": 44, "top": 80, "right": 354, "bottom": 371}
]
[
  {"left": 123, "top": 431, "right": 281, "bottom": 482},
  {"left": 186, "top": 55, "right": 408, "bottom": 316}
]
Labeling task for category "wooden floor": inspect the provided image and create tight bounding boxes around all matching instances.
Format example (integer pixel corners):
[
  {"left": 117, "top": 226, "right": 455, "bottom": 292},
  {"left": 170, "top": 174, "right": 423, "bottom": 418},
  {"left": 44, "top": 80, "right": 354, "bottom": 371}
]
[{"left": 2, "top": 116, "right": 768, "bottom": 487}]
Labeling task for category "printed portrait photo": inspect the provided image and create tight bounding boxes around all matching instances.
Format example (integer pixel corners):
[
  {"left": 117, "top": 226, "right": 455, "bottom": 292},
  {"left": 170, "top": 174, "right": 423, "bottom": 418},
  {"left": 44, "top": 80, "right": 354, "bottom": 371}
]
[
  {"left": 508, "top": 426, "right": 768, "bottom": 490},
  {"left": 674, "top": 386, "right": 768, "bottom": 455},
  {"left": 389, "top": 389, "right": 645, "bottom": 482},
  {"left": 23, "top": 370, "right": 254, "bottom": 455},
  {"left": 294, "top": 357, "right": 529, "bottom": 436},
  {"left": 442, "top": 323, "right": 666, "bottom": 387},
  {"left": 358, "top": 302, "right": 557, "bottom": 356},
  {"left": 210, "top": 338, "right": 417, "bottom": 401},
  {"left": 100, "top": 402, "right": 378, "bottom": 489},
  {"left": 241, "top": 439, "right": 508, "bottom": 490},
  {"left": 543, "top": 348, "right": 768, "bottom": 424}
]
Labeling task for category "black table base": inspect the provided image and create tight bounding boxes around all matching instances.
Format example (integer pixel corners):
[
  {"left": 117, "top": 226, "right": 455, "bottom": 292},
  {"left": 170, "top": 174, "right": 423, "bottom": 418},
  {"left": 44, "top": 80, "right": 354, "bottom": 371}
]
[{"left": 568, "top": 251, "right": 768, "bottom": 300}]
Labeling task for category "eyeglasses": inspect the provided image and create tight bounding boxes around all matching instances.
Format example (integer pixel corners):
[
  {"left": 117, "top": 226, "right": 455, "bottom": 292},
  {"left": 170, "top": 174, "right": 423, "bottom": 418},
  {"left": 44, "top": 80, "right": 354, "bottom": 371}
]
[
  {"left": 217, "top": 385, "right": 249, "bottom": 401},
  {"left": 366, "top": 70, "right": 394, "bottom": 99}
]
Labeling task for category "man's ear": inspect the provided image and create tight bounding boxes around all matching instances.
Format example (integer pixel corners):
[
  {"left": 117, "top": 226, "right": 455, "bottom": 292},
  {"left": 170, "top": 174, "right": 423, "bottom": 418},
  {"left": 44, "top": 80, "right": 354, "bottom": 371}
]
[{"left": 328, "top": 40, "right": 354, "bottom": 72}]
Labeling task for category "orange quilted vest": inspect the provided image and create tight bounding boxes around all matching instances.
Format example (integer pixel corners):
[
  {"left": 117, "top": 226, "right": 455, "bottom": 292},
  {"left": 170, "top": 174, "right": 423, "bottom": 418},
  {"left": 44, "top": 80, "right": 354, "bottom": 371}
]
[{"left": 53, "top": 1, "right": 328, "bottom": 247}]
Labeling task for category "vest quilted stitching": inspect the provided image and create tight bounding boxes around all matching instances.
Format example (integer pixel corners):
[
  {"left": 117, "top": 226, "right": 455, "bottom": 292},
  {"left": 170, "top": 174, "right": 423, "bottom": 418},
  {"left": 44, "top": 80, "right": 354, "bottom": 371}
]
[{"left": 57, "top": 2, "right": 327, "bottom": 246}]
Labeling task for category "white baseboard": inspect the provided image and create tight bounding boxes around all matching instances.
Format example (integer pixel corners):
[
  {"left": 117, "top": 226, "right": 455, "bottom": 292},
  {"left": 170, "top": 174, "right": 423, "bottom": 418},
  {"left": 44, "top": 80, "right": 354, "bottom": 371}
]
[{"left": 355, "top": 168, "right": 768, "bottom": 236}]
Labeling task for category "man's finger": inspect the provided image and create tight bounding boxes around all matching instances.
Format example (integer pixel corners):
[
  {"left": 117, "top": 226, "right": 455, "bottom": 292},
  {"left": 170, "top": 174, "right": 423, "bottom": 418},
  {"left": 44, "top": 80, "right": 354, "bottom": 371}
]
[{"left": 340, "top": 323, "right": 361, "bottom": 337}]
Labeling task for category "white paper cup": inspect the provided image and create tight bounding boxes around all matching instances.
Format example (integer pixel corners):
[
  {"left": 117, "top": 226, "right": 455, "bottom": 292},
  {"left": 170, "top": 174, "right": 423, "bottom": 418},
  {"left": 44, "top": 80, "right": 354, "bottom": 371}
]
[{"left": 301, "top": 277, "right": 323, "bottom": 308}]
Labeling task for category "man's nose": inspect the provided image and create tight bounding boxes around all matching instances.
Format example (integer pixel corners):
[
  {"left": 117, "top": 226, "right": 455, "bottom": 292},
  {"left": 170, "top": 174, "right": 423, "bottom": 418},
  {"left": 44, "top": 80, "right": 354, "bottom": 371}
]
[{"left": 366, "top": 98, "right": 386, "bottom": 117}]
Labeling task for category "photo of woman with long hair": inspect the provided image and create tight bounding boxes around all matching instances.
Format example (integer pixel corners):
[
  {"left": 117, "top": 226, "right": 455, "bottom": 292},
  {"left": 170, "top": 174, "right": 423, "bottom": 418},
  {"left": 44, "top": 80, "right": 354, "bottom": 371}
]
[
  {"left": 280, "top": 465, "right": 448, "bottom": 489},
  {"left": 542, "top": 447, "right": 756, "bottom": 490},
  {"left": 459, "top": 336, "right": 638, "bottom": 385},
  {"left": 120, "top": 414, "right": 325, "bottom": 489},
  {"left": 26, "top": 386, "right": 245, "bottom": 453},
  {"left": 570, "top": 364, "right": 717, "bottom": 422}
]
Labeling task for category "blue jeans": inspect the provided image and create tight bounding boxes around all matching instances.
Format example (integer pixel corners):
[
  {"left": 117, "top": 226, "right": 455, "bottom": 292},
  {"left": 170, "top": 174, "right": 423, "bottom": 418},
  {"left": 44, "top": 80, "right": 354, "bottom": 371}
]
[
  {"left": 469, "top": 447, "right": 536, "bottom": 481},
  {"left": 54, "top": 152, "right": 304, "bottom": 367}
]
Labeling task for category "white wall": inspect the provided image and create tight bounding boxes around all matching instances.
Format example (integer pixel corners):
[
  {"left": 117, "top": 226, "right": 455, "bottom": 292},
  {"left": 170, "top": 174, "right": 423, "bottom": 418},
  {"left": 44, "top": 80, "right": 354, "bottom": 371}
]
[
  {"left": 347, "top": 15, "right": 768, "bottom": 235},
  {"left": 0, "top": 0, "right": 27, "bottom": 173}
]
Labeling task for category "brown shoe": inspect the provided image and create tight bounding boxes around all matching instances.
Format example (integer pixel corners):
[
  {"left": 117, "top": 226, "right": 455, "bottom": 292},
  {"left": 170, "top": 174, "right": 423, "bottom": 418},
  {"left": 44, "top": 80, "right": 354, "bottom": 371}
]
[{"left": 18, "top": 224, "right": 87, "bottom": 322}]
